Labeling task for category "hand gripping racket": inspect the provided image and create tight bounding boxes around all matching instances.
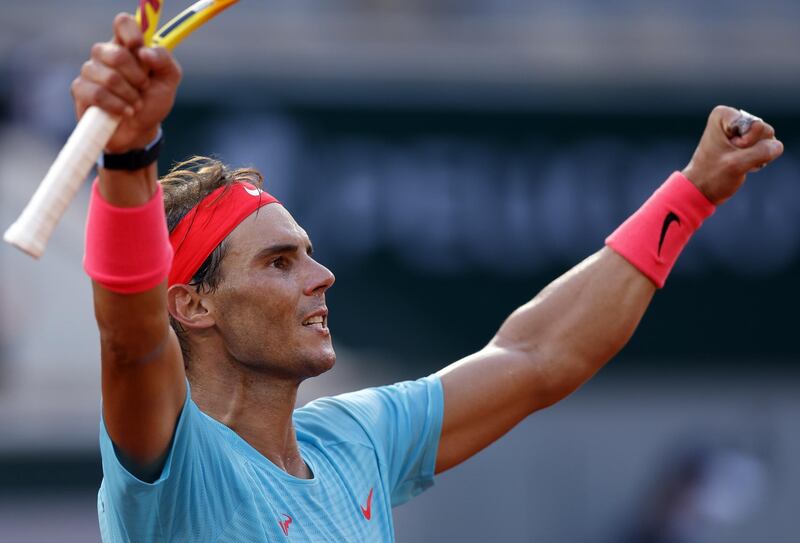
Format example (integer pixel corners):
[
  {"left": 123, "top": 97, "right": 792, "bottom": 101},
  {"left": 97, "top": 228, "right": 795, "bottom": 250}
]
[{"left": 3, "top": 0, "right": 239, "bottom": 258}]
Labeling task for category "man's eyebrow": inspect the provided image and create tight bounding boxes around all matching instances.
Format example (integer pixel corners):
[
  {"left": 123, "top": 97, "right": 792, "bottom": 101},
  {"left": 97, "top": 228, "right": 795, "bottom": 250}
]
[{"left": 252, "top": 242, "right": 313, "bottom": 261}]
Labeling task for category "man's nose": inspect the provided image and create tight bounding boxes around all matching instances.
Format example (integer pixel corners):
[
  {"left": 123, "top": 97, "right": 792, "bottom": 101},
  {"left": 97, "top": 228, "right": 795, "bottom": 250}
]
[{"left": 304, "top": 259, "right": 335, "bottom": 296}]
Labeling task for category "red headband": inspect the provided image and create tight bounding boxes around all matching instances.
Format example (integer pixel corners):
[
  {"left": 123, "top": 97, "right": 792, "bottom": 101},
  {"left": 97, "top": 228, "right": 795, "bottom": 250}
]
[{"left": 168, "top": 182, "right": 279, "bottom": 286}]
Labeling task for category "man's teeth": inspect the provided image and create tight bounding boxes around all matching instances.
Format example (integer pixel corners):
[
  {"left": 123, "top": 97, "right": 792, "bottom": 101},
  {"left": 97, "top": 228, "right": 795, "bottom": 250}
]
[{"left": 303, "top": 316, "right": 324, "bottom": 326}]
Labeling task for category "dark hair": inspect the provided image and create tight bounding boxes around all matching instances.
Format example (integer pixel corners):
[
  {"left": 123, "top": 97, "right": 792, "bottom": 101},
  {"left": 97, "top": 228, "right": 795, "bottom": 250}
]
[{"left": 160, "top": 156, "right": 264, "bottom": 361}]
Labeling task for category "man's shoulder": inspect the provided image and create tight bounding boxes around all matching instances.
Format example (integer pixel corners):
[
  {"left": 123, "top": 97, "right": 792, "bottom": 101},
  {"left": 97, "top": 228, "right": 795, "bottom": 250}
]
[
  {"left": 293, "top": 375, "right": 442, "bottom": 446},
  {"left": 99, "top": 394, "right": 239, "bottom": 485},
  {"left": 293, "top": 389, "right": 373, "bottom": 446}
]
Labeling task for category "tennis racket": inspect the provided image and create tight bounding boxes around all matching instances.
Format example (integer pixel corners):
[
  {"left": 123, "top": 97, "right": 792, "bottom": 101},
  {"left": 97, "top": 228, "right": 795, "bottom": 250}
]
[{"left": 4, "top": 0, "right": 239, "bottom": 258}]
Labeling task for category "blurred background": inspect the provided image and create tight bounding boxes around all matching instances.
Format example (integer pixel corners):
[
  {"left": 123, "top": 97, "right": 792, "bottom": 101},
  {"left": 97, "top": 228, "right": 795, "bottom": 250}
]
[{"left": 1, "top": 1, "right": 799, "bottom": 541}]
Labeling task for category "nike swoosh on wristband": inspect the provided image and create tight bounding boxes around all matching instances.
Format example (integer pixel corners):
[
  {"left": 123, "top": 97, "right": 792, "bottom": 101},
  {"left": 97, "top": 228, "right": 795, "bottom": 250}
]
[
  {"left": 360, "top": 488, "right": 374, "bottom": 520},
  {"left": 658, "top": 212, "right": 681, "bottom": 257}
]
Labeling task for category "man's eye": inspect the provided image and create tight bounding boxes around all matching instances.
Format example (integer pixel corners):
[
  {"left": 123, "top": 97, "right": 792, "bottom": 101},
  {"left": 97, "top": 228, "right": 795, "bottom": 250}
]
[{"left": 271, "top": 257, "right": 288, "bottom": 269}]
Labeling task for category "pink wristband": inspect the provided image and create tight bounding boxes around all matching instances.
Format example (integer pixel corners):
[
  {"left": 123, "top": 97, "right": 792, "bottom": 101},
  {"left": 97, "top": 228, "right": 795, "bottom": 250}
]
[
  {"left": 606, "top": 171, "right": 715, "bottom": 288},
  {"left": 84, "top": 179, "right": 173, "bottom": 294}
]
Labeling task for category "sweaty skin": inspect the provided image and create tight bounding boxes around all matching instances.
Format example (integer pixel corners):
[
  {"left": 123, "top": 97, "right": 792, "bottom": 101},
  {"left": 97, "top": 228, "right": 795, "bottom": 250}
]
[{"left": 73, "top": 13, "right": 784, "bottom": 480}]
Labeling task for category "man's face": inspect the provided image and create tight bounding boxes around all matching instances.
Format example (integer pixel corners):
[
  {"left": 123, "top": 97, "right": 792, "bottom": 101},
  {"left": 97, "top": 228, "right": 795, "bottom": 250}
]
[{"left": 207, "top": 204, "right": 336, "bottom": 379}]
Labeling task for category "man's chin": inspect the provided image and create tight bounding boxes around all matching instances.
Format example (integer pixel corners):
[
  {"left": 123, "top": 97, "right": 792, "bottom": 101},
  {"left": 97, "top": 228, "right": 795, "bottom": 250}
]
[{"left": 306, "top": 349, "right": 336, "bottom": 378}]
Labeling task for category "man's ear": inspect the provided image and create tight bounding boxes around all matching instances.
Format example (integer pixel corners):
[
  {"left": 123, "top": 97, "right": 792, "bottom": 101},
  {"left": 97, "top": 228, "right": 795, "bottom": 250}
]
[{"left": 167, "top": 284, "right": 216, "bottom": 330}]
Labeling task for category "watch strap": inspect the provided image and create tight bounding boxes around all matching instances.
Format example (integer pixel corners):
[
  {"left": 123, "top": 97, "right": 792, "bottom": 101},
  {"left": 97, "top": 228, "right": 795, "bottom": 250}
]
[{"left": 98, "top": 127, "right": 163, "bottom": 171}]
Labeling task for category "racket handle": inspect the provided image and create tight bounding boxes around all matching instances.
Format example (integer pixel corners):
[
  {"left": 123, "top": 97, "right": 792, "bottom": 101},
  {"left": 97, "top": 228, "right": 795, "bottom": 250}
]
[{"left": 4, "top": 106, "right": 120, "bottom": 258}]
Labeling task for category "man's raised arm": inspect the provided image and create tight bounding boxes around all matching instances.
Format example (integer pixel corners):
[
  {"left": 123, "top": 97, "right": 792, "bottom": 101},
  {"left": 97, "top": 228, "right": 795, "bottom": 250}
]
[
  {"left": 73, "top": 13, "right": 184, "bottom": 479},
  {"left": 434, "top": 107, "right": 784, "bottom": 473}
]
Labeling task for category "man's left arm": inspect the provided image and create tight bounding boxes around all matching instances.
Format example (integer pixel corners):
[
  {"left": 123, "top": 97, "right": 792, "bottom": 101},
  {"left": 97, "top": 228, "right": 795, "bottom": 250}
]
[{"left": 434, "top": 106, "right": 784, "bottom": 473}]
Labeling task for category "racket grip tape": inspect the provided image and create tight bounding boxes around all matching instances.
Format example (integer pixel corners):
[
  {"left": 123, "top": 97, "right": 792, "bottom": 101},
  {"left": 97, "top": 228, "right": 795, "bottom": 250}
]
[{"left": 3, "top": 106, "right": 120, "bottom": 258}]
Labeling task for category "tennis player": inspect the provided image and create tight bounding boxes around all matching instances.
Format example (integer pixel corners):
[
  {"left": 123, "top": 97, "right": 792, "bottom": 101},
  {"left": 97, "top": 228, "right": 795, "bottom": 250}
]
[{"left": 74, "top": 13, "right": 784, "bottom": 542}]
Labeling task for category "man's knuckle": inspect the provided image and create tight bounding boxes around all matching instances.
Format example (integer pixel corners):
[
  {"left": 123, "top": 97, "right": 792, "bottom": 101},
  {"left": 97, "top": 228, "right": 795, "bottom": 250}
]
[
  {"left": 91, "top": 43, "right": 106, "bottom": 59},
  {"left": 107, "top": 48, "right": 128, "bottom": 67},
  {"left": 104, "top": 70, "right": 122, "bottom": 88},
  {"left": 714, "top": 105, "right": 738, "bottom": 125},
  {"left": 130, "top": 69, "right": 146, "bottom": 84},
  {"left": 70, "top": 77, "right": 81, "bottom": 96},
  {"left": 107, "top": 51, "right": 124, "bottom": 66},
  {"left": 711, "top": 105, "right": 729, "bottom": 117},
  {"left": 113, "top": 12, "right": 129, "bottom": 28},
  {"left": 90, "top": 85, "right": 107, "bottom": 103},
  {"left": 758, "top": 141, "right": 775, "bottom": 158}
]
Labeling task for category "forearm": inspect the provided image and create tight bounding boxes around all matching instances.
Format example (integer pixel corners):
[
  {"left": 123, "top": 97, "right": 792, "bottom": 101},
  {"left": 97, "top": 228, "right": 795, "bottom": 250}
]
[
  {"left": 492, "top": 247, "right": 655, "bottom": 408},
  {"left": 91, "top": 131, "right": 182, "bottom": 470},
  {"left": 93, "top": 283, "right": 170, "bottom": 364},
  {"left": 92, "top": 145, "right": 182, "bottom": 470},
  {"left": 97, "top": 150, "right": 158, "bottom": 207},
  {"left": 91, "top": 158, "right": 170, "bottom": 360},
  {"left": 91, "top": 154, "right": 182, "bottom": 466}
]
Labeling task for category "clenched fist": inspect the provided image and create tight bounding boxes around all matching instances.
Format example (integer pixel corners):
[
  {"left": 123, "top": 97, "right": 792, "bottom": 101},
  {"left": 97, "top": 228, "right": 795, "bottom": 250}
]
[
  {"left": 682, "top": 106, "right": 784, "bottom": 205},
  {"left": 71, "top": 13, "right": 182, "bottom": 153}
]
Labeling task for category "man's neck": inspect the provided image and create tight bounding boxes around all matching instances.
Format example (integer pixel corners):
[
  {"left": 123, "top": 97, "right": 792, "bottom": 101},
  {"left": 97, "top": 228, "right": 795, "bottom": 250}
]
[{"left": 188, "top": 361, "right": 312, "bottom": 480}]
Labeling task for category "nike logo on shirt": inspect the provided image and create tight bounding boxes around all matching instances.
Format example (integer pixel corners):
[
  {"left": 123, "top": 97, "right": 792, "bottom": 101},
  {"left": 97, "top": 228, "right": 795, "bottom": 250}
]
[{"left": 360, "top": 488, "right": 374, "bottom": 520}]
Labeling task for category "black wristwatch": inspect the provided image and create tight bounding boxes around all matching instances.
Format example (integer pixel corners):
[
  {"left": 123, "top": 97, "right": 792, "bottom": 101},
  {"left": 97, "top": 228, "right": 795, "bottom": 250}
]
[{"left": 97, "top": 128, "right": 163, "bottom": 171}]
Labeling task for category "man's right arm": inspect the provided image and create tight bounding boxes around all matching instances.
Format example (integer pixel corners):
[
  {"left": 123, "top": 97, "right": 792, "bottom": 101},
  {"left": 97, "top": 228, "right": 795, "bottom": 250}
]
[
  {"left": 74, "top": 13, "right": 185, "bottom": 478},
  {"left": 94, "top": 273, "right": 185, "bottom": 480}
]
